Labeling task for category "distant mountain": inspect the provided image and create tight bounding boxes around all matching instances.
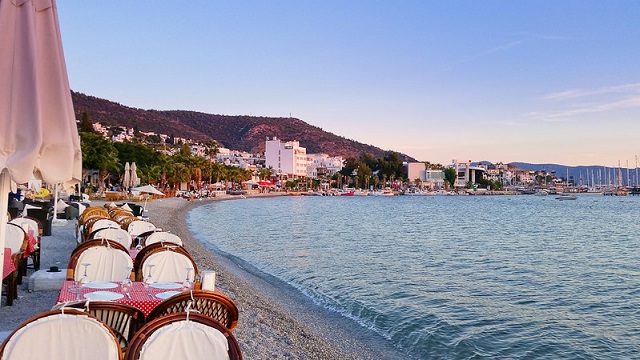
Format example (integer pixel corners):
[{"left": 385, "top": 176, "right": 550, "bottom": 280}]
[
  {"left": 71, "top": 91, "right": 416, "bottom": 161},
  {"left": 510, "top": 162, "right": 638, "bottom": 186}
]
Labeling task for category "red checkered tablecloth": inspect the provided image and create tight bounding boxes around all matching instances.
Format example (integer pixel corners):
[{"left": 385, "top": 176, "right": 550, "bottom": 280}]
[
  {"left": 3, "top": 248, "right": 16, "bottom": 279},
  {"left": 25, "top": 230, "right": 37, "bottom": 257},
  {"left": 56, "top": 280, "right": 179, "bottom": 317}
]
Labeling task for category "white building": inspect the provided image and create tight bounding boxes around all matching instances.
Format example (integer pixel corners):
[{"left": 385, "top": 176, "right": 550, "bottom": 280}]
[
  {"left": 306, "top": 153, "right": 344, "bottom": 178},
  {"left": 405, "top": 162, "right": 445, "bottom": 189},
  {"left": 265, "top": 137, "right": 309, "bottom": 178},
  {"left": 216, "top": 147, "right": 261, "bottom": 166},
  {"left": 407, "top": 163, "right": 426, "bottom": 183}
]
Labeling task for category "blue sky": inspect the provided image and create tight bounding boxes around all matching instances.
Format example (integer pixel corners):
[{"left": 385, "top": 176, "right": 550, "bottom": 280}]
[{"left": 57, "top": 1, "right": 640, "bottom": 167}]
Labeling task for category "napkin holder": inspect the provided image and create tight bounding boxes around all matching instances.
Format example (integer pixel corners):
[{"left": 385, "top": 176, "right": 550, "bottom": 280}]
[{"left": 201, "top": 270, "right": 216, "bottom": 291}]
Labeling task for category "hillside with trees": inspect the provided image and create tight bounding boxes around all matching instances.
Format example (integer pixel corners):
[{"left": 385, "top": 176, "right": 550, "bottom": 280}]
[{"left": 71, "top": 91, "right": 415, "bottom": 161}]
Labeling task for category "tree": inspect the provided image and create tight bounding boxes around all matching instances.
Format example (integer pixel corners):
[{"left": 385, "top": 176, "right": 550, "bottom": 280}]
[
  {"left": 78, "top": 111, "right": 95, "bottom": 133},
  {"left": 257, "top": 166, "right": 273, "bottom": 180},
  {"left": 444, "top": 168, "right": 457, "bottom": 189},
  {"left": 80, "top": 132, "right": 120, "bottom": 189},
  {"left": 204, "top": 139, "right": 218, "bottom": 162}
]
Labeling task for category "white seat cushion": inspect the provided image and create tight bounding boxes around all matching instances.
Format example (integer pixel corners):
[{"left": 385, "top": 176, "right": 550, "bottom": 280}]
[
  {"left": 145, "top": 232, "right": 182, "bottom": 246},
  {"left": 1, "top": 313, "right": 119, "bottom": 360},
  {"left": 93, "top": 227, "right": 133, "bottom": 249},
  {"left": 127, "top": 220, "right": 156, "bottom": 237},
  {"left": 139, "top": 320, "right": 229, "bottom": 360},
  {"left": 142, "top": 251, "right": 194, "bottom": 283},
  {"left": 75, "top": 246, "right": 133, "bottom": 282}
]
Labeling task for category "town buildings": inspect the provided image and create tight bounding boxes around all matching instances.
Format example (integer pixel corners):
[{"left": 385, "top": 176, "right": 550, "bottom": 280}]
[{"left": 90, "top": 122, "right": 544, "bottom": 190}]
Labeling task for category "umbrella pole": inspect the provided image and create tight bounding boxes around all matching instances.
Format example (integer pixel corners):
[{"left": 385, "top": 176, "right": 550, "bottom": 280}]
[
  {"left": 52, "top": 183, "right": 66, "bottom": 226},
  {"left": 143, "top": 194, "right": 149, "bottom": 215},
  {"left": 0, "top": 170, "right": 11, "bottom": 308}
]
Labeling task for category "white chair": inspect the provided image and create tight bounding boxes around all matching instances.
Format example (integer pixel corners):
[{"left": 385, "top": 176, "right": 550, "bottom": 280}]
[
  {"left": 5, "top": 223, "right": 27, "bottom": 256},
  {"left": 127, "top": 220, "right": 156, "bottom": 238},
  {"left": 91, "top": 219, "right": 120, "bottom": 232},
  {"left": 69, "top": 245, "right": 133, "bottom": 282},
  {"left": 126, "top": 312, "right": 241, "bottom": 360},
  {"left": 9, "top": 216, "right": 42, "bottom": 270},
  {"left": 139, "top": 249, "right": 196, "bottom": 283},
  {"left": 0, "top": 309, "right": 122, "bottom": 360},
  {"left": 9, "top": 217, "right": 39, "bottom": 237},
  {"left": 92, "top": 227, "right": 133, "bottom": 249},
  {"left": 144, "top": 231, "right": 183, "bottom": 246}
]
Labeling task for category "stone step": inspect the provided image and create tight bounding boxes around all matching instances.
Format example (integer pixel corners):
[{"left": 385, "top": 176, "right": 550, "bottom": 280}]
[{"left": 28, "top": 268, "right": 66, "bottom": 292}]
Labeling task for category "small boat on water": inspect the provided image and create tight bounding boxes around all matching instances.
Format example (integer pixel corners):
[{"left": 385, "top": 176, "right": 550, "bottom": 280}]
[
  {"left": 555, "top": 194, "right": 577, "bottom": 201},
  {"left": 535, "top": 189, "right": 549, "bottom": 196}
]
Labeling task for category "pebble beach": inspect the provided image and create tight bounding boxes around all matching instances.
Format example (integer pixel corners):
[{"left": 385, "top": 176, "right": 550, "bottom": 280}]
[{"left": 1, "top": 194, "right": 407, "bottom": 359}]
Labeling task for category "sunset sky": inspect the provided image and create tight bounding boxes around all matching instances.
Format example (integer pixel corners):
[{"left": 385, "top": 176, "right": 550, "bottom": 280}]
[{"left": 57, "top": 1, "right": 640, "bottom": 167}]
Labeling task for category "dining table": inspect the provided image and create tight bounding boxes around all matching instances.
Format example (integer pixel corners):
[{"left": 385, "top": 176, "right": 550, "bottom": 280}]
[
  {"left": 56, "top": 280, "right": 189, "bottom": 317},
  {"left": 25, "top": 230, "right": 37, "bottom": 257},
  {"left": 3, "top": 248, "right": 16, "bottom": 279}
]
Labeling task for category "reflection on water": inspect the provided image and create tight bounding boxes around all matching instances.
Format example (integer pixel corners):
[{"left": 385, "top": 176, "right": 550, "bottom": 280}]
[{"left": 188, "top": 195, "right": 640, "bottom": 359}]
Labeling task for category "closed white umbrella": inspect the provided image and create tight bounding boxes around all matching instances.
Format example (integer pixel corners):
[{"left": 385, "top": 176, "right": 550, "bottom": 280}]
[
  {"left": 130, "top": 162, "right": 138, "bottom": 188},
  {"left": 122, "top": 162, "right": 131, "bottom": 190},
  {"left": 0, "top": 0, "right": 82, "bottom": 302}
]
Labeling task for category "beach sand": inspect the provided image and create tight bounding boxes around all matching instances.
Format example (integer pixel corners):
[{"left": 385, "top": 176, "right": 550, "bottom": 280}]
[{"left": 1, "top": 194, "right": 409, "bottom": 359}]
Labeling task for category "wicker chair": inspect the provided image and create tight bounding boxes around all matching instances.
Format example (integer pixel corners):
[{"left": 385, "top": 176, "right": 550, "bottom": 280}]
[
  {"left": 126, "top": 220, "right": 157, "bottom": 239},
  {"left": 125, "top": 312, "right": 242, "bottom": 360},
  {"left": 78, "top": 206, "right": 110, "bottom": 224},
  {"left": 109, "top": 209, "right": 134, "bottom": 222},
  {"left": 136, "top": 247, "right": 198, "bottom": 283},
  {"left": 52, "top": 301, "right": 145, "bottom": 352},
  {"left": 67, "top": 239, "right": 133, "bottom": 282},
  {"left": 9, "top": 216, "right": 43, "bottom": 270},
  {"left": 146, "top": 290, "right": 239, "bottom": 331},
  {"left": 117, "top": 216, "right": 138, "bottom": 231},
  {"left": 79, "top": 215, "right": 110, "bottom": 242},
  {"left": 0, "top": 309, "right": 122, "bottom": 360},
  {"left": 2, "top": 224, "right": 27, "bottom": 306},
  {"left": 132, "top": 243, "right": 191, "bottom": 279},
  {"left": 90, "top": 227, "right": 134, "bottom": 249},
  {"left": 144, "top": 231, "right": 183, "bottom": 246},
  {"left": 5, "top": 223, "right": 28, "bottom": 285}
]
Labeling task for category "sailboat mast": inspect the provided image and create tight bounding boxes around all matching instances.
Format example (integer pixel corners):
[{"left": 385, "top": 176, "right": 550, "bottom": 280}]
[
  {"left": 627, "top": 160, "right": 630, "bottom": 187},
  {"left": 636, "top": 155, "right": 638, "bottom": 186}
]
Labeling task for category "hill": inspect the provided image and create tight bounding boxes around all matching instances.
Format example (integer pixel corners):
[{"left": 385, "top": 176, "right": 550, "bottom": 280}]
[
  {"left": 71, "top": 91, "right": 416, "bottom": 161},
  {"left": 510, "top": 162, "right": 636, "bottom": 186}
]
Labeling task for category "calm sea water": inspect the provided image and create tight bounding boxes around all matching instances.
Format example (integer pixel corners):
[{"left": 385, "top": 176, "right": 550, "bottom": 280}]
[{"left": 186, "top": 195, "right": 640, "bottom": 359}]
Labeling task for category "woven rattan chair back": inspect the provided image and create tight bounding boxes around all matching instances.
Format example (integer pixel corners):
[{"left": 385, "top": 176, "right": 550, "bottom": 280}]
[
  {"left": 125, "top": 312, "right": 242, "bottom": 360},
  {"left": 146, "top": 290, "right": 239, "bottom": 331}
]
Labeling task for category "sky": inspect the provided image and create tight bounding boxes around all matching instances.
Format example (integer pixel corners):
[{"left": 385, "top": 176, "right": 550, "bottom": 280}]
[{"left": 56, "top": 1, "right": 640, "bottom": 167}]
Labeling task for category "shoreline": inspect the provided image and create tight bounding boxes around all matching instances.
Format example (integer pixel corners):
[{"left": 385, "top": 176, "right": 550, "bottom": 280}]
[
  {"left": 161, "top": 194, "right": 410, "bottom": 359},
  {"left": 1, "top": 193, "right": 409, "bottom": 359}
]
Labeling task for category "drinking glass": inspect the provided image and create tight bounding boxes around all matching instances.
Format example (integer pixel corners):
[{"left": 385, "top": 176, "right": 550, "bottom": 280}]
[
  {"left": 143, "top": 264, "right": 155, "bottom": 296},
  {"left": 68, "top": 280, "right": 81, "bottom": 300},
  {"left": 182, "top": 267, "right": 193, "bottom": 292},
  {"left": 79, "top": 263, "right": 91, "bottom": 286},
  {"left": 121, "top": 267, "right": 133, "bottom": 296}
]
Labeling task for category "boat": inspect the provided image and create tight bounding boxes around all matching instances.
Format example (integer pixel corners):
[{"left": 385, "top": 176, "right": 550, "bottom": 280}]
[
  {"left": 369, "top": 188, "right": 394, "bottom": 196},
  {"left": 340, "top": 191, "right": 355, "bottom": 196},
  {"left": 535, "top": 189, "right": 549, "bottom": 196},
  {"left": 555, "top": 194, "right": 577, "bottom": 201}
]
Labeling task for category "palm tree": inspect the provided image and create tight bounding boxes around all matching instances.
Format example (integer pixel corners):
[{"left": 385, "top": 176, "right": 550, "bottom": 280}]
[
  {"left": 80, "top": 132, "right": 120, "bottom": 190},
  {"left": 257, "top": 166, "right": 273, "bottom": 181}
]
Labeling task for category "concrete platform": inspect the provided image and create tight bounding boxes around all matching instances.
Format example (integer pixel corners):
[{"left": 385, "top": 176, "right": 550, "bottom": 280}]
[{"left": 28, "top": 269, "right": 66, "bottom": 292}]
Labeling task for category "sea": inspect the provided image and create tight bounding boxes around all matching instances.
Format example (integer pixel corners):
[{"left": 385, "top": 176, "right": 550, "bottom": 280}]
[{"left": 186, "top": 194, "right": 640, "bottom": 359}]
